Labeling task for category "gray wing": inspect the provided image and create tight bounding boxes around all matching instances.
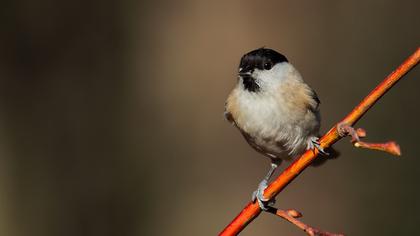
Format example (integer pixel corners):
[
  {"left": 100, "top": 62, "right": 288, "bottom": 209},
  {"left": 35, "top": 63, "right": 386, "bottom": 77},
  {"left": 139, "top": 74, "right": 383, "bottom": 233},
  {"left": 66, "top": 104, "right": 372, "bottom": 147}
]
[{"left": 308, "top": 88, "right": 320, "bottom": 112}]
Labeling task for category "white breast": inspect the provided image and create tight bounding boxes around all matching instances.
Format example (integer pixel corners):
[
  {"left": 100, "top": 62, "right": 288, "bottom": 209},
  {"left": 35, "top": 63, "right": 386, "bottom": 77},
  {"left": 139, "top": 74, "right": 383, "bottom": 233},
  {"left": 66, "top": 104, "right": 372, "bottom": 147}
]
[{"left": 225, "top": 64, "right": 320, "bottom": 158}]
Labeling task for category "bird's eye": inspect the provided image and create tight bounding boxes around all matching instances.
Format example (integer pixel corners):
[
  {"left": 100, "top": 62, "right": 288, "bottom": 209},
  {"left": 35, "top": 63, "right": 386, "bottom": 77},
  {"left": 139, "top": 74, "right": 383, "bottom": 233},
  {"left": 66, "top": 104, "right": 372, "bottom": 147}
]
[{"left": 263, "top": 62, "right": 272, "bottom": 70}]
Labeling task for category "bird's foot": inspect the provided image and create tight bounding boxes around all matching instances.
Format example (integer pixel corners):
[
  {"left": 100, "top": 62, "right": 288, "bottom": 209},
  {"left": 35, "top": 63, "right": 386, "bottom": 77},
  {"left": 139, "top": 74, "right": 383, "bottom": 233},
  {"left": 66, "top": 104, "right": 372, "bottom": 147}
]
[
  {"left": 310, "top": 137, "right": 329, "bottom": 156},
  {"left": 252, "top": 179, "right": 275, "bottom": 210}
]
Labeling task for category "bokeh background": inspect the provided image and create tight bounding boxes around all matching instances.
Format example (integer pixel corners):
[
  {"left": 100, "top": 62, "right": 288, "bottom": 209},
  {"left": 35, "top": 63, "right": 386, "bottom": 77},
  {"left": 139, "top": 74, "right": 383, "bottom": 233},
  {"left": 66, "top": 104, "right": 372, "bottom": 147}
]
[{"left": 1, "top": 0, "right": 420, "bottom": 235}]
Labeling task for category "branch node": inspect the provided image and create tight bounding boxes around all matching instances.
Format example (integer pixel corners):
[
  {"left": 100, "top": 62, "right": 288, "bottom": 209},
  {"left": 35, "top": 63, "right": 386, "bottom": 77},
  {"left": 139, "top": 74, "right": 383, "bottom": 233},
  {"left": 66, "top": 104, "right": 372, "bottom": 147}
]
[
  {"left": 285, "top": 209, "right": 302, "bottom": 218},
  {"left": 355, "top": 128, "right": 366, "bottom": 138},
  {"left": 337, "top": 122, "right": 401, "bottom": 156}
]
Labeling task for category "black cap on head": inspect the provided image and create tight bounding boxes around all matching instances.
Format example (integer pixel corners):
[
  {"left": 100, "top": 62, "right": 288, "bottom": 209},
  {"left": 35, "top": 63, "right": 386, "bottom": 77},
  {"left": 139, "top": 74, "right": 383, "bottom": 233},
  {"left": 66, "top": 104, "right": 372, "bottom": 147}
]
[{"left": 239, "top": 48, "right": 288, "bottom": 73}]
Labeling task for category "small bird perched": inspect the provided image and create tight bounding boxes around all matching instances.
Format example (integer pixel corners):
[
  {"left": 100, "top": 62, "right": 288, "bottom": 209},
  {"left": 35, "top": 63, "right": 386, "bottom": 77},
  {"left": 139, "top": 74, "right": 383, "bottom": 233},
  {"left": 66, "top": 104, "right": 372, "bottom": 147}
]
[{"left": 224, "top": 48, "right": 325, "bottom": 210}]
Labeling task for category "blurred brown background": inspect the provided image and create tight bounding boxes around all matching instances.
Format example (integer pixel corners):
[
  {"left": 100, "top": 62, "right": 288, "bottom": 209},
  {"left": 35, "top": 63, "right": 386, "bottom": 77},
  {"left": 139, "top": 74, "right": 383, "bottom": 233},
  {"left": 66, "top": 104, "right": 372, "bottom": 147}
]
[{"left": 1, "top": 0, "right": 419, "bottom": 235}]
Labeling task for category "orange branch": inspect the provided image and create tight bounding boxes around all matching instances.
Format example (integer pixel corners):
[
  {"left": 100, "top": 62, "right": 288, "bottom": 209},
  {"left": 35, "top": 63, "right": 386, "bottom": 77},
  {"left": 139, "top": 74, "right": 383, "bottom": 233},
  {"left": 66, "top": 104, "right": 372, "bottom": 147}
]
[{"left": 219, "top": 47, "right": 420, "bottom": 236}]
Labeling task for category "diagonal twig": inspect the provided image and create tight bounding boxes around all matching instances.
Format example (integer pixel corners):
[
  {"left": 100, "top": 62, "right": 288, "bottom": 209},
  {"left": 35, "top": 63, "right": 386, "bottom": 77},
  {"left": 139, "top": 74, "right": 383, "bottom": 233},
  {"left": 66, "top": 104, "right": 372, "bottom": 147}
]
[{"left": 266, "top": 207, "right": 344, "bottom": 236}]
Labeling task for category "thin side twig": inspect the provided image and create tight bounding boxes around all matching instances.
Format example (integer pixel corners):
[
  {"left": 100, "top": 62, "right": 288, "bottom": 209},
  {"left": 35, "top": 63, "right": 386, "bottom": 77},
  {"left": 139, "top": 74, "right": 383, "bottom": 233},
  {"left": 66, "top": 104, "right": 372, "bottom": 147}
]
[
  {"left": 337, "top": 124, "right": 401, "bottom": 156},
  {"left": 267, "top": 207, "right": 344, "bottom": 236},
  {"left": 219, "top": 47, "right": 420, "bottom": 235}
]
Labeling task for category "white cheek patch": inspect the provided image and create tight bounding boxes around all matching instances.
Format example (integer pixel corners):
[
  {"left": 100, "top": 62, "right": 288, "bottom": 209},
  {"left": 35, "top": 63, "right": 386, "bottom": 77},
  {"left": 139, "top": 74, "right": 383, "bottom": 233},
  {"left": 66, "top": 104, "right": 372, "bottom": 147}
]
[
  {"left": 256, "top": 63, "right": 304, "bottom": 93},
  {"left": 252, "top": 63, "right": 291, "bottom": 92}
]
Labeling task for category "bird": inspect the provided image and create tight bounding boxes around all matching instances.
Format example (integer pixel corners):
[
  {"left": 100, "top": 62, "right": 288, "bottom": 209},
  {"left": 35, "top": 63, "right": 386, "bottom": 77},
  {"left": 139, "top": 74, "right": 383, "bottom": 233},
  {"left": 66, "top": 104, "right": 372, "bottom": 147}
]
[{"left": 224, "top": 48, "right": 325, "bottom": 210}]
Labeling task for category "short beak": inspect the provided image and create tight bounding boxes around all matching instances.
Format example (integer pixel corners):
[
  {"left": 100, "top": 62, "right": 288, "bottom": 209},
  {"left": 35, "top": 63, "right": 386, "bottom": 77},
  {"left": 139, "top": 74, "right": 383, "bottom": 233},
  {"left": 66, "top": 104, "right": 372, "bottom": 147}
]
[{"left": 238, "top": 72, "right": 251, "bottom": 77}]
